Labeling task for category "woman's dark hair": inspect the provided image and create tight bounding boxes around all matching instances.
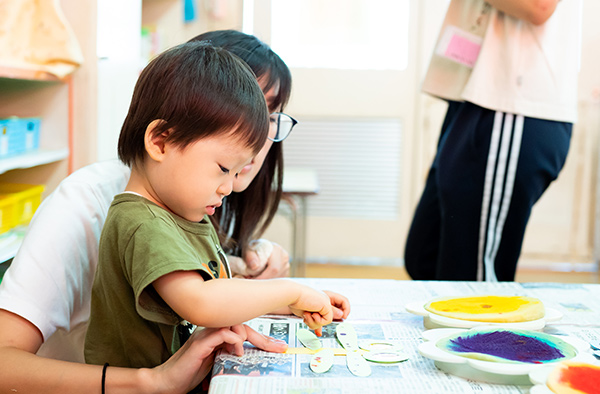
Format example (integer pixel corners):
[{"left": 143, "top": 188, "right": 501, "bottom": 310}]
[
  {"left": 189, "top": 30, "right": 292, "bottom": 256},
  {"left": 118, "top": 41, "right": 268, "bottom": 167}
]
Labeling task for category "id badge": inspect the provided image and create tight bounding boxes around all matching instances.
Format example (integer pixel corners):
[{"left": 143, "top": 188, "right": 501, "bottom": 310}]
[{"left": 435, "top": 25, "right": 482, "bottom": 68}]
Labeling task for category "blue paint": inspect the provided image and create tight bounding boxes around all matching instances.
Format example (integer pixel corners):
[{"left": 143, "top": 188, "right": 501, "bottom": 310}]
[{"left": 437, "top": 328, "right": 577, "bottom": 364}]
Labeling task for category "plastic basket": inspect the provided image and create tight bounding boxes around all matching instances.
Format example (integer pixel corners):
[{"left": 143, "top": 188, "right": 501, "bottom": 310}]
[
  {"left": 0, "top": 117, "right": 41, "bottom": 159},
  {"left": 0, "top": 183, "right": 45, "bottom": 234}
]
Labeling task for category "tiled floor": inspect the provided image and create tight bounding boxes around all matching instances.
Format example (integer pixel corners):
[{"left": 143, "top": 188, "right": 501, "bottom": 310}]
[{"left": 304, "top": 263, "right": 600, "bottom": 283}]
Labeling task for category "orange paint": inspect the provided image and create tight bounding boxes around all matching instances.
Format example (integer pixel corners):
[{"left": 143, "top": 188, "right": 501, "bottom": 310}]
[{"left": 558, "top": 363, "right": 600, "bottom": 393}]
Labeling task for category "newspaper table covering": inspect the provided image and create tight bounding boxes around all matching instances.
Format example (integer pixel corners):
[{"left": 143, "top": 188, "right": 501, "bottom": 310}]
[{"left": 209, "top": 279, "right": 600, "bottom": 394}]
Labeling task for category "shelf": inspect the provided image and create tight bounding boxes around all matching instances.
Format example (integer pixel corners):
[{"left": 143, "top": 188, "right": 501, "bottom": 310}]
[
  {"left": 0, "top": 227, "right": 25, "bottom": 263},
  {"left": 0, "top": 148, "right": 69, "bottom": 175},
  {"left": 0, "top": 66, "right": 62, "bottom": 82}
]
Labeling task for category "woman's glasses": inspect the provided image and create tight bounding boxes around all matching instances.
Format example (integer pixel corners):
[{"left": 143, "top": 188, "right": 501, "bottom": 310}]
[{"left": 269, "top": 112, "right": 298, "bottom": 142}]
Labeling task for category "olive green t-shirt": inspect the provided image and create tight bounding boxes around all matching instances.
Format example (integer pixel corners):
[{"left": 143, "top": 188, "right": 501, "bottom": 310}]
[{"left": 85, "top": 193, "right": 230, "bottom": 368}]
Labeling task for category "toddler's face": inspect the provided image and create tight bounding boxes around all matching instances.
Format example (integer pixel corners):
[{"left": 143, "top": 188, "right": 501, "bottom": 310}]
[{"left": 151, "top": 132, "right": 255, "bottom": 222}]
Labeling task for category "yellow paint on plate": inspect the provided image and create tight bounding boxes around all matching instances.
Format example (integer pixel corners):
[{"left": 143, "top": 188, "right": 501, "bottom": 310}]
[{"left": 424, "top": 295, "right": 545, "bottom": 323}]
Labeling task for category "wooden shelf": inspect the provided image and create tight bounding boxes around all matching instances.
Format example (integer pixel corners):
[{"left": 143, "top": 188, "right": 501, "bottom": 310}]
[
  {"left": 0, "top": 228, "right": 25, "bottom": 263},
  {"left": 0, "top": 66, "right": 61, "bottom": 82},
  {"left": 0, "top": 149, "right": 69, "bottom": 175}
]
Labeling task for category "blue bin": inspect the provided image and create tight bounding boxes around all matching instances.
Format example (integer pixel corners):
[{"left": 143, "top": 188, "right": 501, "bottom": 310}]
[{"left": 0, "top": 117, "right": 41, "bottom": 158}]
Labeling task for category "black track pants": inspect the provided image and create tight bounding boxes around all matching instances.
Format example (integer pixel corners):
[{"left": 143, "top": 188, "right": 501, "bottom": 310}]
[{"left": 405, "top": 101, "right": 572, "bottom": 281}]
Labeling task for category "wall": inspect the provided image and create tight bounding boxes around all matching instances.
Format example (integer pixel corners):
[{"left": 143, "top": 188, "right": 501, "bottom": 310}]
[
  {"left": 263, "top": 0, "right": 600, "bottom": 271},
  {"left": 60, "top": 0, "right": 99, "bottom": 171},
  {"left": 257, "top": 1, "right": 423, "bottom": 264},
  {"left": 65, "top": 0, "right": 243, "bottom": 171},
  {"left": 59, "top": 0, "right": 600, "bottom": 270}
]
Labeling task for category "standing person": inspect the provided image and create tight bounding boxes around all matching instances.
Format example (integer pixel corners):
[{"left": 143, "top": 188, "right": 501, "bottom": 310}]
[
  {"left": 190, "top": 30, "right": 296, "bottom": 279},
  {"left": 0, "top": 30, "right": 302, "bottom": 393},
  {"left": 84, "top": 41, "right": 349, "bottom": 370},
  {"left": 404, "top": 0, "right": 581, "bottom": 281}
]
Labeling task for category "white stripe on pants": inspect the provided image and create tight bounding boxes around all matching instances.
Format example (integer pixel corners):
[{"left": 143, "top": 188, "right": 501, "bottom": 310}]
[{"left": 477, "top": 112, "right": 524, "bottom": 282}]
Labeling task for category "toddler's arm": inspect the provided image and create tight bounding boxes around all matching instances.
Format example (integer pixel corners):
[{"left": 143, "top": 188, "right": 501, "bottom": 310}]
[{"left": 153, "top": 273, "right": 336, "bottom": 331}]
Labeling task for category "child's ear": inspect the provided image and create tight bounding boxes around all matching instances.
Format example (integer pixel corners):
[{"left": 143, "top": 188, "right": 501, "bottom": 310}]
[{"left": 144, "top": 119, "right": 170, "bottom": 162}]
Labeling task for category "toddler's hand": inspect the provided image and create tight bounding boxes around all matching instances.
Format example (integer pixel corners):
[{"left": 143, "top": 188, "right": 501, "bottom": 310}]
[
  {"left": 323, "top": 290, "right": 351, "bottom": 321},
  {"left": 288, "top": 286, "right": 333, "bottom": 336}
]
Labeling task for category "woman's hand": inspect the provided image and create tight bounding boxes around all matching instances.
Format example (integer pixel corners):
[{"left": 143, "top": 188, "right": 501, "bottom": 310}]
[
  {"left": 244, "top": 242, "right": 290, "bottom": 279},
  {"left": 151, "top": 324, "right": 287, "bottom": 393}
]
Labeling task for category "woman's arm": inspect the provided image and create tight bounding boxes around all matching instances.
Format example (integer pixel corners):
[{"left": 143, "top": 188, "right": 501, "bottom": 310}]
[
  {"left": 0, "top": 309, "right": 286, "bottom": 394},
  {"left": 486, "top": 0, "right": 559, "bottom": 25},
  {"left": 141, "top": 324, "right": 287, "bottom": 393},
  {"left": 0, "top": 309, "right": 152, "bottom": 394}
]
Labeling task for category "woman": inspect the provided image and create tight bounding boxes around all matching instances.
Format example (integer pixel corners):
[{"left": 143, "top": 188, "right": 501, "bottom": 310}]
[
  {"left": 191, "top": 30, "right": 295, "bottom": 279},
  {"left": 0, "top": 30, "right": 297, "bottom": 392}
]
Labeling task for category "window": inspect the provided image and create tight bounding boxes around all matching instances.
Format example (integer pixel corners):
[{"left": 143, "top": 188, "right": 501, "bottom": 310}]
[{"left": 246, "top": 0, "right": 410, "bottom": 70}]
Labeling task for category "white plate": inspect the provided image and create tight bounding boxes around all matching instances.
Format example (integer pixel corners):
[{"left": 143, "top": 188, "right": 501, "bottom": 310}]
[
  {"left": 405, "top": 300, "right": 562, "bottom": 330},
  {"left": 528, "top": 361, "right": 600, "bottom": 394},
  {"left": 418, "top": 327, "right": 594, "bottom": 385},
  {"left": 528, "top": 366, "right": 556, "bottom": 394}
]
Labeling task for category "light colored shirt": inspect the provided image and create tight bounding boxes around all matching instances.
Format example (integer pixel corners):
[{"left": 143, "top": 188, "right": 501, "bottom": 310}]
[
  {"left": 0, "top": 160, "right": 130, "bottom": 362},
  {"left": 422, "top": 0, "right": 582, "bottom": 123}
]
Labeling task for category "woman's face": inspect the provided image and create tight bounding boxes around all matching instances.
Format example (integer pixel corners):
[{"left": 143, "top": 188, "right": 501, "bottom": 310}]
[{"left": 232, "top": 77, "right": 280, "bottom": 192}]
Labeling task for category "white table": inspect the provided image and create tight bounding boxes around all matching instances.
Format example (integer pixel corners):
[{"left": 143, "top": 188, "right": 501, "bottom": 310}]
[{"left": 209, "top": 278, "right": 600, "bottom": 393}]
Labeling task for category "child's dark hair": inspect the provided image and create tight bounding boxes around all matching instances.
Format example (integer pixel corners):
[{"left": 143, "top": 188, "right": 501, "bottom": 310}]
[
  {"left": 190, "top": 30, "right": 291, "bottom": 113},
  {"left": 118, "top": 41, "right": 268, "bottom": 167},
  {"left": 188, "top": 30, "right": 292, "bottom": 256}
]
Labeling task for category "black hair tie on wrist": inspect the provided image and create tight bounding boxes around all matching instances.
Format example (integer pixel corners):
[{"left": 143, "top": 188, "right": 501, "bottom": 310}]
[{"left": 102, "top": 363, "right": 109, "bottom": 394}]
